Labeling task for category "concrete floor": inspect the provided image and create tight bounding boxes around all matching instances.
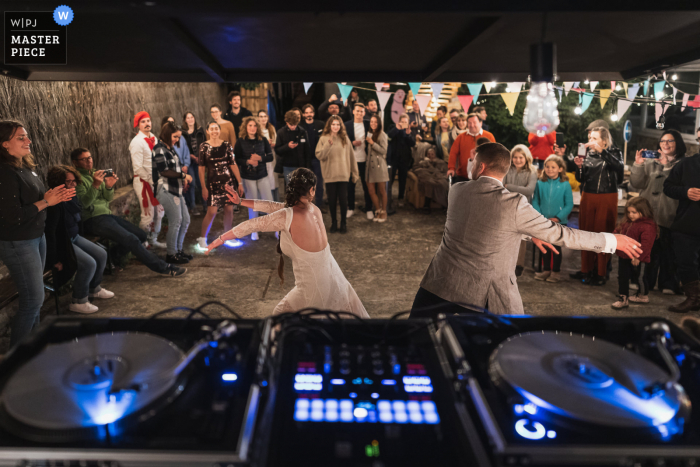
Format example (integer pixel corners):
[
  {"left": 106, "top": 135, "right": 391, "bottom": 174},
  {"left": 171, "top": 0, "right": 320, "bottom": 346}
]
[{"left": 40, "top": 195, "right": 688, "bottom": 327}]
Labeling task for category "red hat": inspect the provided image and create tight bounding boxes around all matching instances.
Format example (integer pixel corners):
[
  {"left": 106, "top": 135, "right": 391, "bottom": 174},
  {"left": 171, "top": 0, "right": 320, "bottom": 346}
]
[{"left": 133, "top": 111, "right": 151, "bottom": 128}]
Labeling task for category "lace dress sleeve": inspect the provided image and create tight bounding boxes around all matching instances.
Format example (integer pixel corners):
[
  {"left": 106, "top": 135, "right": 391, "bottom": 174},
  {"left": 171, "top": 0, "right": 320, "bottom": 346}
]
[
  {"left": 232, "top": 208, "right": 287, "bottom": 238},
  {"left": 253, "top": 200, "right": 286, "bottom": 213}
]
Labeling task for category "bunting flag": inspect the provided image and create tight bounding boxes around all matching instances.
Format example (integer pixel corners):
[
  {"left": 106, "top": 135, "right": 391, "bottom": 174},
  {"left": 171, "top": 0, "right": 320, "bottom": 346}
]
[
  {"left": 672, "top": 87, "right": 677, "bottom": 105},
  {"left": 457, "top": 95, "right": 474, "bottom": 113},
  {"left": 415, "top": 94, "right": 432, "bottom": 115},
  {"left": 375, "top": 83, "right": 384, "bottom": 92},
  {"left": 681, "top": 92, "right": 690, "bottom": 111},
  {"left": 572, "top": 81, "right": 580, "bottom": 89},
  {"left": 337, "top": 83, "right": 353, "bottom": 102},
  {"left": 663, "top": 71, "right": 667, "bottom": 80},
  {"left": 589, "top": 81, "right": 599, "bottom": 92},
  {"left": 616, "top": 99, "right": 633, "bottom": 119},
  {"left": 430, "top": 82, "right": 445, "bottom": 99},
  {"left": 655, "top": 102, "right": 669, "bottom": 122},
  {"left": 483, "top": 82, "right": 494, "bottom": 93},
  {"left": 627, "top": 83, "right": 640, "bottom": 102},
  {"left": 376, "top": 90, "right": 392, "bottom": 111},
  {"left": 555, "top": 86, "right": 563, "bottom": 102},
  {"left": 623, "top": 82, "right": 628, "bottom": 96},
  {"left": 303, "top": 82, "right": 313, "bottom": 94},
  {"left": 467, "top": 83, "right": 483, "bottom": 103},
  {"left": 643, "top": 79, "right": 650, "bottom": 96},
  {"left": 408, "top": 82, "right": 422, "bottom": 99},
  {"left": 500, "top": 92, "right": 519, "bottom": 116},
  {"left": 653, "top": 80, "right": 666, "bottom": 100},
  {"left": 611, "top": 81, "right": 616, "bottom": 91},
  {"left": 581, "top": 92, "right": 594, "bottom": 113},
  {"left": 599, "top": 89, "right": 611, "bottom": 108},
  {"left": 563, "top": 82, "right": 574, "bottom": 96},
  {"left": 507, "top": 82, "right": 523, "bottom": 93},
  {"left": 688, "top": 95, "right": 700, "bottom": 109}
]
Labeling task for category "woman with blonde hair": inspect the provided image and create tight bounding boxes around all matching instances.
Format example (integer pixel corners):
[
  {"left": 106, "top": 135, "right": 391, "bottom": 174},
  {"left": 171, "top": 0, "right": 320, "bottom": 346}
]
[
  {"left": 505, "top": 144, "right": 539, "bottom": 276},
  {"left": 316, "top": 115, "right": 359, "bottom": 234}
]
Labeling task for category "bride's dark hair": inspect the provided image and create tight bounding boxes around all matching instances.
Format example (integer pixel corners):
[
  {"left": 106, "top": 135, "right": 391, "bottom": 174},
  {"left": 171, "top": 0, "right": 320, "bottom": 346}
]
[{"left": 277, "top": 168, "right": 317, "bottom": 284}]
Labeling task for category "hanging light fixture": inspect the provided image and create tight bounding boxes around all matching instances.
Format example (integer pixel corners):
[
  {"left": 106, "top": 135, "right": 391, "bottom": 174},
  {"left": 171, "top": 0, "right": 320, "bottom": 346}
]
[{"left": 523, "top": 42, "right": 559, "bottom": 136}]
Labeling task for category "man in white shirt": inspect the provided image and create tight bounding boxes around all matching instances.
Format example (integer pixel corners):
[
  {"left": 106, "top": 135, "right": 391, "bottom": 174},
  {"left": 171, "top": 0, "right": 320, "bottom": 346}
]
[
  {"left": 344, "top": 103, "right": 372, "bottom": 219},
  {"left": 129, "top": 111, "right": 165, "bottom": 248}
]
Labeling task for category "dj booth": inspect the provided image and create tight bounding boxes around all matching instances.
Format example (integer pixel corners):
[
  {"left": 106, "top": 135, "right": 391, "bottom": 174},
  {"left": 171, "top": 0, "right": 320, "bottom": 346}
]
[{"left": 0, "top": 306, "right": 698, "bottom": 467}]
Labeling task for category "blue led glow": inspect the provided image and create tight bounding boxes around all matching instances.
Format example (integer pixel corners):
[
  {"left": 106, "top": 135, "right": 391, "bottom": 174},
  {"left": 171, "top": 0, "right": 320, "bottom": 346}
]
[
  {"left": 354, "top": 407, "right": 368, "bottom": 418},
  {"left": 404, "top": 385, "right": 434, "bottom": 393},
  {"left": 325, "top": 411, "right": 338, "bottom": 422},
  {"left": 371, "top": 393, "right": 379, "bottom": 399},
  {"left": 294, "top": 382, "right": 322, "bottom": 391},
  {"left": 524, "top": 403, "right": 537, "bottom": 415},
  {"left": 393, "top": 364, "right": 401, "bottom": 374},
  {"left": 514, "top": 404, "right": 524, "bottom": 414},
  {"left": 364, "top": 378, "right": 373, "bottom": 385},
  {"left": 261, "top": 380, "right": 268, "bottom": 387},
  {"left": 324, "top": 363, "right": 331, "bottom": 374},
  {"left": 295, "top": 374, "right": 322, "bottom": 383},
  {"left": 330, "top": 379, "right": 345, "bottom": 385},
  {"left": 349, "top": 392, "right": 357, "bottom": 398},
  {"left": 402, "top": 376, "right": 431, "bottom": 385},
  {"left": 294, "top": 398, "right": 440, "bottom": 424},
  {"left": 352, "top": 378, "right": 362, "bottom": 385},
  {"left": 209, "top": 341, "right": 218, "bottom": 348},
  {"left": 381, "top": 379, "right": 396, "bottom": 385},
  {"left": 294, "top": 410, "right": 309, "bottom": 421},
  {"left": 295, "top": 399, "right": 310, "bottom": 410},
  {"left": 222, "top": 373, "right": 238, "bottom": 382},
  {"left": 547, "top": 430, "right": 557, "bottom": 439},
  {"left": 515, "top": 419, "right": 546, "bottom": 440},
  {"left": 224, "top": 239, "right": 243, "bottom": 248},
  {"left": 310, "top": 410, "right": 324, "bottom": 421}
]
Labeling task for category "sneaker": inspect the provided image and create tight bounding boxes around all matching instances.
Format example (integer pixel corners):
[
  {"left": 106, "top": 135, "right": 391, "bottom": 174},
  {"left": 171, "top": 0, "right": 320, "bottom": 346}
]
[
  {"left": 89, "top": 288, "right": 114, "bottom": 299},
  {"left": 166, "top": 254, "right": 189, "bottom": 264},
  {"left": 346, "top": 210, "right": 355, "bottom": 218},
  {"left": 611, "top": 295, "right": 629, "bottom": 309},
  {"left": 251, "top": 232, "right": 259, "bottom": 241},
  {"left": 367, "top": 211, "right": 374, "bottom": 220},
  {"left": 662, "top": 289, "right": 676, "bottom": 295},
  {"left": 69, "top": 302, "right": 99, "bottom": 314},
  {"left": 150, "top": 239, "right": 167, "bottom": 249},
  {"left": 629, "top": 294, "right": 649, "bottom": 304},
  {"left": 629, "top": 282, "right": 639, "bottom": 291},
  {"left": 197, "top": 237, "right": 208, "bottom": 250},
  {"left": 377, "top": 210, "right": 387, "bottom": 223},
  {"left": 178, "top": 250, "right": 194, "bottom": 261},
  {"left": 534, "top": 271, "right": 551, "bottom": 281},
  {"left": 160, "top": 265, "right": 187, "bottom": 277},
  {"left": 546, "top": 272, "right": 561, "bottom": 283}
]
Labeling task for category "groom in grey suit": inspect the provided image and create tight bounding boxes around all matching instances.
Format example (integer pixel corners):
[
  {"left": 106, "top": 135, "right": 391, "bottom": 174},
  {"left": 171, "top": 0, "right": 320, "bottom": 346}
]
[{"left": 410, "top": 143, "right": 642, "bottom": 318}]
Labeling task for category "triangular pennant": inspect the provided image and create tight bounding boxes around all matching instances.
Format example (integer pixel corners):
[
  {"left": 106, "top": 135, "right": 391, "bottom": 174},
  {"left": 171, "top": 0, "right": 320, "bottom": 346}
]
[
  {"left": 430, "top": 82, "right": 445, "bottom": 99},
  {"left": 627, "top": 83, "right": 640, "bottom": 102},
  {"left": 500, "top": 92, "right": 519, "bottom": 116},
  {"left": 663, "top": 71, "right": 667, "bottom": 80},
  {"left": 581, "top": 92, "right": 594, "bottom": 113},
  {"left": 408, "top": 82, "right": 422, "bottom": 99},
  {"left": 337, "top": 83, "right": 353, "bottom": 102},
  {"left": 672, "top": 87, "right": 677, "bottom": 105},
  {"left": 611, "top": 81, "right": 616, "bottom": 91},
  {"left": 457, "top": 95, "right": 474, "bottom": 113},
  {"left": 375, "top": 83, "right": 384, "bottom": 92},
  {"left": 599, "top": 89, "right": 612, "bottom": 108},
  {"left": 507, "top": 82, "right": 523, "bottom": 93},
  {"left": 415, "top": 94, "right": 432, "bottom": 115},
  {"left": 681, "top": 92, "right": 690, "bottom": 111},
  {"left": 483, "top": 82, "right": 493, "bottom": 93},
  {"left": 622, "top": 82, "right": 629, "bottom": 96},
  {"left": 589, "top": 81, "right": 598, "bottom": 92},
  {"left": 564, "top": 82, "right": 574, "bottom": 96},
  {"left": 655, "top": 102, "right": 669, "bottom": 122},
  {"left": 376, "top": 90, "right": 391, "bottom": 111},
  {"left": 653, "top": 80, "right": 666, "bottom": 100},
  {"left": 303, "top": 82, "right": 313, "bottom": 94},
  {"left": 467, "top": 83, "right": 483, "bottom": 103},
  {"left": 616, "top": 99, "right": 633, "bottom": 119},
  {"left": 555, "top": 87, "right": 563, "bottom": 103},
  {"left": 572, "top": 81, "right": 580, "bottom": 89},
  {"left": 643, "top": 79, "right": 650, "bottom": 96},
  {"left": 688, "top": 95, "right": 700, "bottom": 109}
]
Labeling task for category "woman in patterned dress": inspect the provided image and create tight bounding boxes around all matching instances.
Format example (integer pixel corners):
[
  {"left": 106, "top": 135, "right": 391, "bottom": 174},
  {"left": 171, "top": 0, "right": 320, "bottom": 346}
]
[{"left": 196, "top": 121, "right": 245, "bottom": 249}]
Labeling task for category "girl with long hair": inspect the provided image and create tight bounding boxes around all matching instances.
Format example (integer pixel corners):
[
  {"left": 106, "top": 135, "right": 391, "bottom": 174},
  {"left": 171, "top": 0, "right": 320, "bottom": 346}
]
[
  {"left": 182, "top": 111, "right": 206, "bottom": 215},
  {"left": 365, "top": 114, "right": 389, "bottom": 222},
  {"left": 257, "top": 109, "right": 279, "bottom": 201}
]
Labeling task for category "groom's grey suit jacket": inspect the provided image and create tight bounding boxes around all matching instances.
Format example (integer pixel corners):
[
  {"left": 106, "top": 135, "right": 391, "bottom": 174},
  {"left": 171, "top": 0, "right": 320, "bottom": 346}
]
[{"left": 420, "top": 177, "right": 609, "bottom": 315}]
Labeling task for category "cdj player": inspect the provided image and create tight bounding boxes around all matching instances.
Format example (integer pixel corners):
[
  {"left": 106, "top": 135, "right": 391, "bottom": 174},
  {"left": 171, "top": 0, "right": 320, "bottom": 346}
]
[
  {"left": 0, "top": 315, "right": 269, "bottom": 467},
  {"left": 439, "top": 314, "right": 700, "bottom": 467},
  {"left": 256, "top": 314, "right": 490, "bottom": 467}
]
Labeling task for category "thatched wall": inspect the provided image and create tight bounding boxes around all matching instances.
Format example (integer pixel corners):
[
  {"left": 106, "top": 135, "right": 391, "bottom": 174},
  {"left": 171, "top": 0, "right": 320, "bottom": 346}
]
[{"left": 0, "top": 76, "right": 227, "bottom": 185}]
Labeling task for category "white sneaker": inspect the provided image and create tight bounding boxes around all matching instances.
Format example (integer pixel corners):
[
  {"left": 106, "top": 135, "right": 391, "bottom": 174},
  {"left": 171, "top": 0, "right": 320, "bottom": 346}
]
[
  {"left": 69, "top": 302, "right": 99, "bottom": 314},
  {"left": 346, "top": 210, "right": 355, "bottom": 218},
  {"left": 251, "top": 232, "right": 259, "bottom": 241},
  {"left": 90, "top": 288, "right": 114, "bottom": 299},
  {"left": 150, "top": 236, "right": 167, "bottom": 249},
  {"left": 197, "top": 237, "right": 208, "bottom": 250},
  {"left": 662, "top": 288, "right": 676, "bottom": 295},
  {"left": 366, "top": 211, "right": 374, "bottom": 220},
  {"left": 629, "top": 282, "right": 638, "bottom": 290}
]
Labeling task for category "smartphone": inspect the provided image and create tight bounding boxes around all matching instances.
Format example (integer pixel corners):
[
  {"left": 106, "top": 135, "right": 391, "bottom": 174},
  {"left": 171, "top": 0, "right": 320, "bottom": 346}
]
[
  {"left": 577, "top": 143, "right": 587, "bottom": 157},
  {"left": 641, "top": 150, "right": 659, "bottom": 159},
  {"left": 104, "top": 169, "right": 115, "bottom": 177},
  {"left": 556, "top": 132, "right": 564, "bottom": 147}
]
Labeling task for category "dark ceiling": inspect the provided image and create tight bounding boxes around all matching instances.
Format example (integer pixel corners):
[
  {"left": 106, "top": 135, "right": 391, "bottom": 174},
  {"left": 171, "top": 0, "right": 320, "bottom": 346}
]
[{"left": 2, "top": 1, "right": 700, "bottom": 83}]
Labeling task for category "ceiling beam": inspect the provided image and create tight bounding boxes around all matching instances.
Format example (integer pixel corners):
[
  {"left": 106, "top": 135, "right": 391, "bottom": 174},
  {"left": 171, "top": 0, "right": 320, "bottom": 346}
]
[
  {"left": 163, "top": 18, "right": 227, "bottom": 83},
  {"left": 621, "top": 46, "right": 700, "bottom": 80}
]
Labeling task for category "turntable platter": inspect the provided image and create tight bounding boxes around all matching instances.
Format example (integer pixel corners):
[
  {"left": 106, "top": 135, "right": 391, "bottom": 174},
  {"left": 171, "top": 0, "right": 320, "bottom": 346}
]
[
  {"left": 489, "top": 331, "right": 689, "bottom": 428},
  {"left": 1, "top": 332, "right": 184, "bottom": 430}
]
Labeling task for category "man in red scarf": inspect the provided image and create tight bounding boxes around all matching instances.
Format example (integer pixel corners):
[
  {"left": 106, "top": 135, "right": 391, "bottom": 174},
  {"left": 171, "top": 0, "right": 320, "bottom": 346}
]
[{"left": 129, "top": 111, "right": 165, "bottom": 248}]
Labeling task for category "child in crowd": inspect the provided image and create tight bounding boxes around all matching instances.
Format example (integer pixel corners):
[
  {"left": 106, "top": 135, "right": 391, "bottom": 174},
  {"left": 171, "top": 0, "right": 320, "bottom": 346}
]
[
  {"left": 532, "top": 155, "right": 573, "bottom": 283},
  {"left": 611, "top": 196, "right": 658, "bottom": 309}
]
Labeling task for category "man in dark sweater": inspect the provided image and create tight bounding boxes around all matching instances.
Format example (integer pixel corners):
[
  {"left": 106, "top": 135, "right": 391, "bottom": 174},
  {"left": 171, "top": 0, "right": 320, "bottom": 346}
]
[
  {"left": 223, "top": 91, "right": 253, "bottom": 136},
  {"left": 664, "top": 153, "right": 700, "bottom": 313},
  {"left": 301, "top": 104, "right": 326, "bottom": 207},
  {"left": 344, "top": 103, "right": 372, "bottom": 217},
  {"left": 274, "top": 110, "right": 312, "bottom": 184}
]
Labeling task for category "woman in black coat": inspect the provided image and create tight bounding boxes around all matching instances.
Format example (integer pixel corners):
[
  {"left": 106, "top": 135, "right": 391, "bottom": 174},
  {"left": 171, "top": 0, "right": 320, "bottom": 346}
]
[{"left": 182, "top": 112, "right": 207, "bottom": 214}]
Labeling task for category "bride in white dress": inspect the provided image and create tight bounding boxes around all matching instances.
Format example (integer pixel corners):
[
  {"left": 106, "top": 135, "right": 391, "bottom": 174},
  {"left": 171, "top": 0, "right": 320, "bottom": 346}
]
[{"left": 206, "top": 168, "right": 369, "bottom": 318}]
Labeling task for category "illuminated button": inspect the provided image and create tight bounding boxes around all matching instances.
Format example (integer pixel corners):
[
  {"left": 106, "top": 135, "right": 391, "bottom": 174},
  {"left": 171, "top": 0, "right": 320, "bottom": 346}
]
[
  {"left": 547, "top": 430, "right": 556, "bottom": 439},
  {"left": 392, "top": 401, "right": 406, "bottom": 412},
  {"left": 294, "top": 410, "right": 309, "bottom": 421},
  {"left": 371, "top": 393, "right": 379, "bottom": 399},
  {"left": 402, "top": 376, "right": 431, "bottom": 385},
  {"left": 407, "top": 401, "right": 421, "bottom": 412},
  {"left": 381, "top": 379, "right": 396, "bottom": 386},
  {"left": 221, "top": 372, "right": 237, "bottom": 381},
  {"left": 515, "top": 419, "right": 546, "bottom": 440},
  {"left": 379, "top": 411, "right": 393, "bottom": 423},
  {"left": 325, "top": 410, "right": 339, "bottom": 422},
  {"left": 424, "top": 412, "right": 439, "bottom": 424},
  {"left": 311, "top": 400, "right": 324, "bottom": 411},
  {"left": 295, "top": 373, "right": 323, "bottom": 383},
  {"left": 378, "top": 401, "right": 391, "bottom": 412},
  {"left": 523, "top": 403, "right": 537, "bottom": 415},
  {"left": 394, "top": 411, "right": 408, "bottom": 423},
  {"left": 354, "top": 407, "right": 369, "bottom": 418},
  {"left": 311, "top": 410, "right": 324, "bottom": 421},
  {"left": 421, "top": 401, "right": 437, "bottom": 413},
  {"left": 368, "top": 410, "right": 377, "bottom": 423},
  {"left": 330, "top": 379, "right": 345, "bottom": 385},
  {"left": 349, "top": 392, "right": 358, "bottom": 399},
  {"left": 325, "top": 399, "right": 338, "bottom": 410},
  {"left": 340, "top": 400, "right": 353, "bottom": 411},
  {"left": 295, "top": 399, "right": 310, "bottom": 410},
  {"left": 409, "top": 411, "right": 423, "bottom": 424},
  {"left": 514, "top": 404, "right": 524, "bottom": 414},
  {"left": 340, "top": 411, "right": 354, "bottom": 422}
]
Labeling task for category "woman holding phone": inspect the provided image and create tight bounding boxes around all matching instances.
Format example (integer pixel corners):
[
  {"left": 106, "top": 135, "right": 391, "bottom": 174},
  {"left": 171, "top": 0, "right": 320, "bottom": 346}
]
[{"left": 571, "top": 127, "right": 624, "bottom": 286}]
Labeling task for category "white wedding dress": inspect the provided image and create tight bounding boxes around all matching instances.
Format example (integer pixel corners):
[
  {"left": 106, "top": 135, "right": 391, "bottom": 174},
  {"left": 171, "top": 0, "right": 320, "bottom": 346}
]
[{"left": 231, "top": 200, "right": 369, "bottom": 318}]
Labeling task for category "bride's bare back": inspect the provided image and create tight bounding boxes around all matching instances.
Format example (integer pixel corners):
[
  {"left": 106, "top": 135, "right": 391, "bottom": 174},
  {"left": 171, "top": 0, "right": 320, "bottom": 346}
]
[{"left": 289, "top": 203, "right": 327, "bottom": 252}]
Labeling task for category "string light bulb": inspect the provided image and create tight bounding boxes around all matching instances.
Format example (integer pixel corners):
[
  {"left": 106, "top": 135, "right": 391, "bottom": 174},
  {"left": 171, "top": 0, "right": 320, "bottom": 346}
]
[
  {"left": 490, "top": 81, "right": 497, "bottom": 87},
  {"left": 584, "top": 79, "right": 590, "bottom": 84},
  {"left": 574, "top": 104, "right": 583, "bottom": 115},
  {"left": 523, "top": 82, "right": 560, "bottom": 136},
  {"left": 615, "top": 84, "right": 622, "bottom": 91},
  {"left": 671, "top": 74, "right": 678, "bottom": 80},
  {"left": 611, "top": 114, "right": 619, "bottom": 122}
]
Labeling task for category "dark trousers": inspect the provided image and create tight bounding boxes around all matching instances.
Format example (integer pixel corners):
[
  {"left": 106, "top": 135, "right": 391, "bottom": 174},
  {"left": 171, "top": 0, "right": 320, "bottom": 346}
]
[
  {"left": 84, "top": 214, "right": 168, "bottom": 273},
  {"left": 326, "top": 181, "right": 348, "bottom": 224},
  {"left": 542, "top": 245, "right": 563, "bottom": 272},
  {"left": 618, "top": 257, "right": 648, "bottom": 296},
  {"left": 409, "top": 287, "right": 480, "bottom": 319},
  {"left": 673, "top": 231, "right": 700, "bottom": 284},
  {"left": 645, "top": 226, "right": 679, "bottom": 292},
  {"left": 311, "top": 158, "right": 324, "bottom": 206},
  {"left": 390, "top": 163, "right": 409, "bottom": 200},
  {"left": 186, "top": 161, "right": 206, "bottom": 211},
  {"left": 579, "top": 192, "right": 618, "bottom": 276},
  {"left": 348, "top": 161, "right": 372, "bottom": 211}
]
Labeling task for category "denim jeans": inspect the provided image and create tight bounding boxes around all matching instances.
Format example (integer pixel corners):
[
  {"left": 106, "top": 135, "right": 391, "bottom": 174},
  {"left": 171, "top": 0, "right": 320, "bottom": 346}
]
[
  {"left": 156, "top": 186, "right": 191, "bottom": 256},
  {"left": 71, "top": 234, "right": 107, "bottom": 303},
  {"left": 84, "top": 214, "right": 168, "bottom": 273},
  {"left": 242, "top": 177, "right": 273, "bottom": 223},
  {"left": 0, "top": 235, "right": 46, "bottom": 347},
  {"left": 311, "top": 158, "right": 324, "bottom": 206}
]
